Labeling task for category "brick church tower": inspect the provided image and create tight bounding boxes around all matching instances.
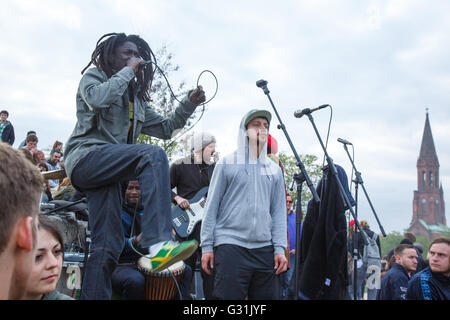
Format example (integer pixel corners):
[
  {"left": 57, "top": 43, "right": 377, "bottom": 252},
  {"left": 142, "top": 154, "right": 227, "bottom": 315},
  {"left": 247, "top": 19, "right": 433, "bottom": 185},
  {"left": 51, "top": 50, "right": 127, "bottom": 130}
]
[{"left": 407, "top": 111, "right": 448, "bottom": 239}]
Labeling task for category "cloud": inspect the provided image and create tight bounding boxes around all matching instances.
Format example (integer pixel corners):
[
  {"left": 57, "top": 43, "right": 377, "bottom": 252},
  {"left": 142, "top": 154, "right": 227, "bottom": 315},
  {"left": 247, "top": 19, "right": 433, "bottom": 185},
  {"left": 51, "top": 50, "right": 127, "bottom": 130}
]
[
  {"left": 9, "top": 0, "right": 82, "bottom": 30},
  {"left": 1, "top": 1, "right": 449, "bottom": 233}
]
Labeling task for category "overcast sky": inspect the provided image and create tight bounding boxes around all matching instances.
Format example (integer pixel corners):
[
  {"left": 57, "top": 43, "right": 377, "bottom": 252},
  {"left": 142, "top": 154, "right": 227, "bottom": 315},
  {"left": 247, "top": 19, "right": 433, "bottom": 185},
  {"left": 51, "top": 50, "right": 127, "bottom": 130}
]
[{"left": 2, "top": 0, "right": 449, "bottom": 234}]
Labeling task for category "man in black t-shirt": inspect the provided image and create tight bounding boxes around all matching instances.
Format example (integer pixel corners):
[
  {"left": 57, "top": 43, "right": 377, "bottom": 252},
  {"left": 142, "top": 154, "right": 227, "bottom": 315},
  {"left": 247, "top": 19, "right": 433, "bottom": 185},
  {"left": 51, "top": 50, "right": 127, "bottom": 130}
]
[{"left": 170, "top": 132, "right": 217, "bottom": 299}]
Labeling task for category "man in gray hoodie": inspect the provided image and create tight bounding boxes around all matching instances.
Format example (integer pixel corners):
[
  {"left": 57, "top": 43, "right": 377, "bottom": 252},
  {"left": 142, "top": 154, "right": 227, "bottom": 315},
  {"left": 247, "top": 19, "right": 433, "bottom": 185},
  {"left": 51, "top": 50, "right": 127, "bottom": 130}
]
[
  {"left": 201, "top": 109, "right": 287, "bottom": 300},
  {"left": 64, "top": 33, "right": 204, "bottom": 299}
]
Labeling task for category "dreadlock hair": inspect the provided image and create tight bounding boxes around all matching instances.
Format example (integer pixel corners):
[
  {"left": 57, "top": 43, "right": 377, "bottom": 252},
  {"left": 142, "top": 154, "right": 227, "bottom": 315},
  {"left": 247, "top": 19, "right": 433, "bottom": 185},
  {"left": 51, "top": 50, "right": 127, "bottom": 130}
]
[{"left": 81, "top": 32, "right": 156, "bottom": 102}]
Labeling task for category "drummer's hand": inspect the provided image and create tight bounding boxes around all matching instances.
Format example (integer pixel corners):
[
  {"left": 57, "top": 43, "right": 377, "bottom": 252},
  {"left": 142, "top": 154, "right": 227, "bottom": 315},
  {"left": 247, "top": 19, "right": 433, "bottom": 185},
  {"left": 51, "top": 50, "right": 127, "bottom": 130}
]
[
  {"left": 189, "top": 86, "right": 206, "bottom": 105},
  {"left": 133, "top": 233, "right": 143, "bottom": 247},
  {"left": 174, "top": 195, "right": 190, "bottom": 209},
  {"left": 201, "top": 252, "right": 214, "bottom": 275}
]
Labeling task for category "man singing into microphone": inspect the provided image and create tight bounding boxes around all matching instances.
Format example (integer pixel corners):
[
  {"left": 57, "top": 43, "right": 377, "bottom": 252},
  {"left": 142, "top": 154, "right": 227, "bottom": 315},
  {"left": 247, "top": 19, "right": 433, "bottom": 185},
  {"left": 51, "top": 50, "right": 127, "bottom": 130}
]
[{"left": 64, "top": 33, "right": 205, "bottom": 300}]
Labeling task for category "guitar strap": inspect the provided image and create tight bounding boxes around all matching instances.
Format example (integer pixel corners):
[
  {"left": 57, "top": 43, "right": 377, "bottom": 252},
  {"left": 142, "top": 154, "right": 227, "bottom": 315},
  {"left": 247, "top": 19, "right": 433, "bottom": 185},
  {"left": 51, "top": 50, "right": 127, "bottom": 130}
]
[{"left": 207, "top": 164, "right": 214, "bottom": 183}]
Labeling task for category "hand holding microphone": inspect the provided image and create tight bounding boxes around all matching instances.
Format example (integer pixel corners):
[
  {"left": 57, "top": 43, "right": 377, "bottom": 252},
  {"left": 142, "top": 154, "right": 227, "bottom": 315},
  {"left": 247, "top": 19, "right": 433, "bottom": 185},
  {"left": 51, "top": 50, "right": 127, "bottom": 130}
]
[
  {"left": 189, "top": 85, "right": 206, "bottom": 105},
  {"left": 127, "top": 57, "right": 144, "bottom": 74}
]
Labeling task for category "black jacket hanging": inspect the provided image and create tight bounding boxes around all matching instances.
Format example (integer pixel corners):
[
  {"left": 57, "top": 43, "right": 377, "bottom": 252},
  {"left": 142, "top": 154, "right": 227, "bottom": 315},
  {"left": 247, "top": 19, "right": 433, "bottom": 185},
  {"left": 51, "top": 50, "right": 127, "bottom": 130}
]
[{"left": 296, "top": 165, "right": 352, "bottom": 300}]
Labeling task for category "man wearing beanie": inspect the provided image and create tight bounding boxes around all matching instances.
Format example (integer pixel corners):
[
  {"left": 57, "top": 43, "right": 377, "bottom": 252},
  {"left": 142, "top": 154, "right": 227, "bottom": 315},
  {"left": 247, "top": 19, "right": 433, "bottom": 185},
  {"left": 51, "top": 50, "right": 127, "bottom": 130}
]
[
  {"left": 169, "top": 131, "right": 217, "bottom": 299},
  {"left": 201, "top": 109, "right": 287, "bottom": 300}
]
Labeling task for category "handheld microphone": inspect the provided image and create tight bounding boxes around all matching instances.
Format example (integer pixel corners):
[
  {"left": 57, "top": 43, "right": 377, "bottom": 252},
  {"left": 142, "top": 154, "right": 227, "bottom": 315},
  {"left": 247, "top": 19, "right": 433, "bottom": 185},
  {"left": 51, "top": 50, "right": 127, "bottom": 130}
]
[
  {"left": 337, "top": 138, "right": 353, "bottom": 145},
  {"left": 140, "top": 60, "right": 153, "bottom": 66},
  {"left": 293, "top": 104, "right": 329, "bottom": 118}
]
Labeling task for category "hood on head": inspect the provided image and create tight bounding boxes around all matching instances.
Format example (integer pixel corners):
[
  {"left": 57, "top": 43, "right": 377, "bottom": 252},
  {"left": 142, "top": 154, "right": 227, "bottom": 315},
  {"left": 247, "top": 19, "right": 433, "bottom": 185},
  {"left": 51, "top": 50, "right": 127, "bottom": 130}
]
[{"left": 236, "top": 109, "right": 272, "bottom": 163}]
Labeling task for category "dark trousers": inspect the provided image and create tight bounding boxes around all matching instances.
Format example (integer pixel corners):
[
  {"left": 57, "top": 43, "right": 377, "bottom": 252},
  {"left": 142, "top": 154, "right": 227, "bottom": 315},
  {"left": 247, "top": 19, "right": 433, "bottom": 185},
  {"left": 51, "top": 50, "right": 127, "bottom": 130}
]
[
  {"left": 212, "top": 244, "right": 277, "bottom": 300},
  {"left": 71, "top": 144, "right": 173, "bottom": 300},
  {"left": 177, "top": 223, "right": 214, "bottom": 299}
]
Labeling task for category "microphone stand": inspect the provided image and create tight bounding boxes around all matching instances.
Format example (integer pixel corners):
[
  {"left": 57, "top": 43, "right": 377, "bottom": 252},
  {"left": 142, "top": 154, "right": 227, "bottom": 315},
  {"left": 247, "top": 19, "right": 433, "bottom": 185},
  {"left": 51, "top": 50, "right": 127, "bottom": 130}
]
[
  {"left": 256, "top": 79, "right": 319, "bottom": 300},
  {"left": 341, "top": 143, "right": 386, "bottom": 238},
  {"left": 292, "top": 172, "right": 305, "bottom": 300},
  {"left": 339, "top": 142, "right": 385, "bottom": 300},
  {"left": 304, "top": 112, "right": 369, "bottom": 243},
  {"left": 302, "top": 112, "right": 369, "bottom": 301},
  {"left": 256, "top": 80, "right": 320, "bottom": 203},
  {"left": 352, "top": 181, "right": 359, "bottom": 300}
]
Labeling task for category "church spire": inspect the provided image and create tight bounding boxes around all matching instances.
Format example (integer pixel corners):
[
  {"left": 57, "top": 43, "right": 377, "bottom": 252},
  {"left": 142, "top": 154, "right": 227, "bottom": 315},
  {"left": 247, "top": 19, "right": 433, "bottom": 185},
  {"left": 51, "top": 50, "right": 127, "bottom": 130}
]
[{"left": 418, "top": 109, "right": 439, "bottom": 166}]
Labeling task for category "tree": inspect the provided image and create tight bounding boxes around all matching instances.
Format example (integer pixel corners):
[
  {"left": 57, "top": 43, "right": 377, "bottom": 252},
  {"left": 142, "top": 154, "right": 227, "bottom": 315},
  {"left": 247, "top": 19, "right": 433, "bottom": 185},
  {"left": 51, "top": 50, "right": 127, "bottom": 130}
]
[
  {"left": 379, "top": 231, "right": 403, "bottom": 258},
  {"left": 137, "top": 45, "right": 204, "bottom": 162},
  {"left": 278, "top": 152, "right": 323, "bottom": 213}
]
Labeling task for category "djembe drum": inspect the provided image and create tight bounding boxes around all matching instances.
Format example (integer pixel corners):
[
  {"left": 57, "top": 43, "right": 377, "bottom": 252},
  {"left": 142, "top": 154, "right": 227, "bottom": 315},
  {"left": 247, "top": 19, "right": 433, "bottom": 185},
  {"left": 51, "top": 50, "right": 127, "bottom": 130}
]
[{"left": 137, "top": 258, "right": 186, "bottom": 300}]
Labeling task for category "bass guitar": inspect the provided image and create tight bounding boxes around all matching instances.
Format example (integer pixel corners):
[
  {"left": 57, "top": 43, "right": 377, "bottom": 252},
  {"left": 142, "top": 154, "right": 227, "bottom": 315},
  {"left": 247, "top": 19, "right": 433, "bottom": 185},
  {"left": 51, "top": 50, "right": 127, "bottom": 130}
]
[{"left": 171, "top": 186, "right": 208, "bottom": 238}]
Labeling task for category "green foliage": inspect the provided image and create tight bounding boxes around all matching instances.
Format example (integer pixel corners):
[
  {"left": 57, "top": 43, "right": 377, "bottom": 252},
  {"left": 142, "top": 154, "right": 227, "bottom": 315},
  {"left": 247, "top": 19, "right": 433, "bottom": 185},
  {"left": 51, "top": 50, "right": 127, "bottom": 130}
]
[
  {"left": 379, "top": 231, "right": 403, "bottom": 258},
  {"left": 379, "top": 231, "right": 431, "bottom": 259},
  {"left": 137, "top": 135, "right": 186, "bottom": 162},
  {"left": 278, "top": 152, "right": 323, "bottom": 213}
]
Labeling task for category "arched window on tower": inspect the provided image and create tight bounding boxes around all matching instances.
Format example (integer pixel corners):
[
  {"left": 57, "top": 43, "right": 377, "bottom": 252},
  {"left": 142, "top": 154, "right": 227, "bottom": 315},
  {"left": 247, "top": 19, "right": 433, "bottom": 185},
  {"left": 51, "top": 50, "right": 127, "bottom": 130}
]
[
  {"left": 429, "top": 171, "right": 433, "bottom": 187},
  {"left": 422, "top": 171, "right": 426, "bottom": 189},
  {"left": 422, "top": 198, "right": 426, "bottom": 214}
]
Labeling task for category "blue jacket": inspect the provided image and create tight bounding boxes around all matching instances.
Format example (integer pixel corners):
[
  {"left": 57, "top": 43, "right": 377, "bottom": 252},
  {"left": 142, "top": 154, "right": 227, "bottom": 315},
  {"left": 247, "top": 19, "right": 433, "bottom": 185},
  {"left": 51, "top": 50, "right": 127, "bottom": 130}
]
[
  {"left": 377, "top": 263, "right": 410, "bottom": 300},
  {"left": 407, "top": 267, "right": 450, "bottom": 300},
  {"left": 118, "top": 201, "right": 148, "bottom": 264}
]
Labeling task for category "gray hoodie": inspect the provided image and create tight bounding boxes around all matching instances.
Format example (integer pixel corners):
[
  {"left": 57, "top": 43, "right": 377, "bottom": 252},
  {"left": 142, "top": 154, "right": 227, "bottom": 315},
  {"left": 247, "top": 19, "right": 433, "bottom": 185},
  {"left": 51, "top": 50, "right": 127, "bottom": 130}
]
[
  {"left": 64, "top": 66, "right": 197, "bottom": 182},
  {"left": 200, "top": 109, "right": 287, "bottom": 255}
]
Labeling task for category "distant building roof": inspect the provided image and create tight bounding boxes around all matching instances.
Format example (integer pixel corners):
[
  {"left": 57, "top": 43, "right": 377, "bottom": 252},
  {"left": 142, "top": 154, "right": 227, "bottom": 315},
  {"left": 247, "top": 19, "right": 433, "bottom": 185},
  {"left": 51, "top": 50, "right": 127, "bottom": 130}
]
[{"left": 418, "top": 219, "right": 450, "bottom": 233}]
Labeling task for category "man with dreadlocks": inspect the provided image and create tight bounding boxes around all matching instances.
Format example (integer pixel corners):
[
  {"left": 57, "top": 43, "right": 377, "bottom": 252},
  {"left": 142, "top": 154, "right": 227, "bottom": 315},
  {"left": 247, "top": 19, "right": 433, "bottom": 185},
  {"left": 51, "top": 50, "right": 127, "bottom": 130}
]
[{"left": 64, "top": 33, "right": 206, "bottom": 300}]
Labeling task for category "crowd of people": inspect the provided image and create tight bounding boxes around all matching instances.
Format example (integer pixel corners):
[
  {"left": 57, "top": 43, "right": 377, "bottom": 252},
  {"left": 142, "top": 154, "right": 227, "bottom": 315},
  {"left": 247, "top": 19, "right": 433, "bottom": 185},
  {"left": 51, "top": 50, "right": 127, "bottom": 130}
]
[{"left": 1, "top": 32, "right": 449, "bottom": 301}]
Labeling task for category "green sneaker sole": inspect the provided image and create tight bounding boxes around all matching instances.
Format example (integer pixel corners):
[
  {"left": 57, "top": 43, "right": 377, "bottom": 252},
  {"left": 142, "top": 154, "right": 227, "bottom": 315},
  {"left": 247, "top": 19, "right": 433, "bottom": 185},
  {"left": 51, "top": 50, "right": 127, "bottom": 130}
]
[{"left": 151, "top": 240, "right": 198, "bottom": 272}]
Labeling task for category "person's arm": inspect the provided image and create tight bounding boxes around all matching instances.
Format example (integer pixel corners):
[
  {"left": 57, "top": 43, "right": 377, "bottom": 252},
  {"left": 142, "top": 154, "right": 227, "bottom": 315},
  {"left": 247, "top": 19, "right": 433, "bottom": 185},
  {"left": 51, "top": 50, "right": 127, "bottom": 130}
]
[
  {"left": 79, "top": 66, "right": 136, "bottom": 110},
  {"left": 270, "top": 170, "right": 288, "bottom": 256},
  {"left": 270, "top": 170, "right": 288, "bottom": 274},
  {"left": 140, "top": 87, "right": 205, "bottom": 139},
  {"left": 169, "top": 161, "right": 190, "bottom": 209},
  {"left": 406, "top": 275, "right": 424, "bottom": 300},
  {"left": 169, "top": 162, "right": 179, "bottom": 202},
  {"left": 200, "top": 160, "right": 226, "bottom": 254},
  {"left": 121, "top": 212, "right": 148, "bottom": 257},
  {"left": 200, "top": 161, "right": 226, "bottom": 275},
  {"left": 392, "top": 274, "right": 409, "bottom": 300},
  {"left": 9, "top": 124, "right": 14, "bottom": 145}
]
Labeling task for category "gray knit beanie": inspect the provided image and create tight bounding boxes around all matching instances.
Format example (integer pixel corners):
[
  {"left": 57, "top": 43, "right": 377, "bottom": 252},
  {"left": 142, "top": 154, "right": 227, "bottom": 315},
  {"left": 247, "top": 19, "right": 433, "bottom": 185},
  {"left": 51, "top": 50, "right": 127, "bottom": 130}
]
[{"left": 192, "top": 132, "right": 216, "bottom": 152}]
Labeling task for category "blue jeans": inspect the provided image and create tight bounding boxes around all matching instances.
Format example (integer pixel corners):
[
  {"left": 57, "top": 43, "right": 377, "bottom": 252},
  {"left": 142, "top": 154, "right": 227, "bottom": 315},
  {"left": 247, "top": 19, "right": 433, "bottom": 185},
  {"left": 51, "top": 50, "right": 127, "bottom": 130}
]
[
  {"left": 280, "top": 253, "right": 296, "bottom": 299},
  {"left": 347, "top": 263, "right": 367, "bottom": 300},
  {"left": 71, "top": 144, "right": 173, "bottom": 300}
]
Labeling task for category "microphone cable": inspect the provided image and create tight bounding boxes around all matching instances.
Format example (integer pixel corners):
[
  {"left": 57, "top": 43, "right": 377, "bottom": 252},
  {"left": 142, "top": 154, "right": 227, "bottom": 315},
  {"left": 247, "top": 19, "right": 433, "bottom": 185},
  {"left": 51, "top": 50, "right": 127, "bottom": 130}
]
[
  {"left": 139, "top": 61, "right": 219, "bottom": 150},
  {"left": 316, "top": 105, "right": 333, "bottom": 214},
  {"left": 320, "top": 105, "right": 333, "bottom": 169}
]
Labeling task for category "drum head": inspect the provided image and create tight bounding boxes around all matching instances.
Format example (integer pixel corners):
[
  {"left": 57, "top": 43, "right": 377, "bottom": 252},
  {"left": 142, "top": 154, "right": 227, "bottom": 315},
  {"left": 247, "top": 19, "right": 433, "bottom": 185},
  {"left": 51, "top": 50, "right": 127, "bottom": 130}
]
[{"left": 137, "top": 258, "right": 185, "bottom": 276}]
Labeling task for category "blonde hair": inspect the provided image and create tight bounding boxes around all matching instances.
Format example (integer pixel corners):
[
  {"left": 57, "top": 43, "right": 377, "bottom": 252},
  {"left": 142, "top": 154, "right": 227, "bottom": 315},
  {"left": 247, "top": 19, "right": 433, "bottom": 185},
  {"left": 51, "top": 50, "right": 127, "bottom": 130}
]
[{"left": 360, "top": 220, "right": 369, "bottom": 229}]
